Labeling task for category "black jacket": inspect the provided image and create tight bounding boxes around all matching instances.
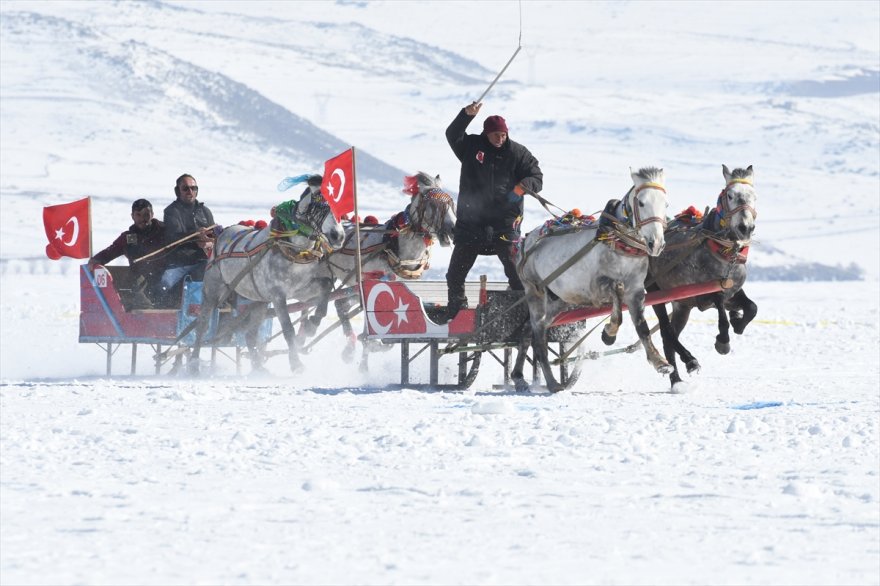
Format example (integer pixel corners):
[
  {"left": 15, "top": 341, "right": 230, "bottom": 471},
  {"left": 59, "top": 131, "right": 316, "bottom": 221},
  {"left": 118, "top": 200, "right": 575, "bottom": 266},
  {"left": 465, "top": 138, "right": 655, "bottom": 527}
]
[
  {"left": 163, "top": 198, "right": 214, "bottom": 268},
  {"left": 90, "top": 218, "right": 165, "bottom": 280},
  {"left": 446, "top": 108, "right": 543, "bottom": 246}
]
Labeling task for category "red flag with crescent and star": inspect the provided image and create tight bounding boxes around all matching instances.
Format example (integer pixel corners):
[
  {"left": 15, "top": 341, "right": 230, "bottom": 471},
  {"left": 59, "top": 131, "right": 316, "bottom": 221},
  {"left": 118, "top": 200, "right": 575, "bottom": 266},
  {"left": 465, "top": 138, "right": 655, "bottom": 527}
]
[
  {"left": 43, "top": 197, "right": 91, "bottom": 260},
  {"left": 321, "top": 148, "right": 356, "bottom": 221}
]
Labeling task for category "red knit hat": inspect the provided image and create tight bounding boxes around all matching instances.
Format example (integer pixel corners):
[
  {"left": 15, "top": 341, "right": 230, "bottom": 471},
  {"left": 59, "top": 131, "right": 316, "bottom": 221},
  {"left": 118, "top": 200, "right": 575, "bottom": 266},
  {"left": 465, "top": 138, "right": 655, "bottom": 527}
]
[{"left": 483, "top": 115, "right": 508, "bottom": 134}]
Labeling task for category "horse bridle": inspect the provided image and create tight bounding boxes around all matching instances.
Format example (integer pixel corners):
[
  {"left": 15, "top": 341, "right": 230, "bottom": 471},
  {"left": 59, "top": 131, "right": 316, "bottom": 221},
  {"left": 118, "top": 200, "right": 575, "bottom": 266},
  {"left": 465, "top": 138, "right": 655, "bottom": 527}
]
[
  {"left": 624, "top": 182, "right": 669, "bottom": 230},
  {"left": 716, "top": 178, "right": 758, "bottom": 227},
  {"left": 272, "top": 193, "right": 337, "bottom": 261},
  {"left": 381, "top": 188, "right": 455, "bottom": 277},
  {"left": 402, "top": 188, "right": 454, "bottom": 241}
]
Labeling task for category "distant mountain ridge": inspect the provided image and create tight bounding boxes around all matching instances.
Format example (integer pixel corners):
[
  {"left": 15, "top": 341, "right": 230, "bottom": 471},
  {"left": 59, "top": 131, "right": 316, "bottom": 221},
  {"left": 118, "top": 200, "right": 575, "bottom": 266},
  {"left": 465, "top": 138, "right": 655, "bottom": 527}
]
[{"left": 0, "top": 9, "right": 419, "bottom": 186}]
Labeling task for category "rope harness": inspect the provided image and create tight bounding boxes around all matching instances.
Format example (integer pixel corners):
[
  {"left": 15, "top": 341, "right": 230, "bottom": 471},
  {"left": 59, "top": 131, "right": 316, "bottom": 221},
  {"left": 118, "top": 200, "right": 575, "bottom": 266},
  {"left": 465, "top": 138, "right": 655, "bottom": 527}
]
[
  {"left": 647, "top": 177, "right": 757, "bottom": 288},
  {"left": 328, "top": 187, "right": 454, "bottom": 282}
]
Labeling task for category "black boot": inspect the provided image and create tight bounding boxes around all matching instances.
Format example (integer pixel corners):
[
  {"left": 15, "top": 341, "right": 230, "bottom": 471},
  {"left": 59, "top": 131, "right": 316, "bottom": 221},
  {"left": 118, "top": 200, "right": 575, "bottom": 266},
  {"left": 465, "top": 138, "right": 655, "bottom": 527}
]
[{"left": 442, "top": 295, "right": 468, "bottom": 324}]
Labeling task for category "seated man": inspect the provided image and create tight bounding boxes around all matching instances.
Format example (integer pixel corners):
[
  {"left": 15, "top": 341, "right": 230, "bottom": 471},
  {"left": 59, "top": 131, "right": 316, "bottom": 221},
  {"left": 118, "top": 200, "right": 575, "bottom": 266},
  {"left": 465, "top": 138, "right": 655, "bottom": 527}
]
[
  {"left": 87, "top": 198, "right": 165, "bottom": 307},
  {"left": 155, "top": 173, "right": 216, "bottom": 305}
]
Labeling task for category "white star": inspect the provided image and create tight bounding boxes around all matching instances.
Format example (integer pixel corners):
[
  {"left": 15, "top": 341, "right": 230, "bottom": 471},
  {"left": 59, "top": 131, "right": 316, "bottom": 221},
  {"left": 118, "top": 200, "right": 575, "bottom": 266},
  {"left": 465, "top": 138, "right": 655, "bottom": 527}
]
[
  {"left": 394, "top": 298, "right": 410, "bottom": 326},
  {"left": 327, "top": 182, "right": 336, "bottom": 198},
  {"left": 54, "top": 227, "right": 65, "bottom": 240}
]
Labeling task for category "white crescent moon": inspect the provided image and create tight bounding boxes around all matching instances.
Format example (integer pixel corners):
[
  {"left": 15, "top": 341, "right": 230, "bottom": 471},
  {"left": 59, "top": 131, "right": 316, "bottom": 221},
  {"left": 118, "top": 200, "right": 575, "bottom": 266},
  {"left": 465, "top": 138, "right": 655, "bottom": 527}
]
[
  {"left": 366, "top": 283, "right": 395, "bottom": 335},
  {"left": 62, "top": 216, "right": 80, "bottom": 246},
  {"left": 330, "top": 168, "right": 346, "bottom": 203}
]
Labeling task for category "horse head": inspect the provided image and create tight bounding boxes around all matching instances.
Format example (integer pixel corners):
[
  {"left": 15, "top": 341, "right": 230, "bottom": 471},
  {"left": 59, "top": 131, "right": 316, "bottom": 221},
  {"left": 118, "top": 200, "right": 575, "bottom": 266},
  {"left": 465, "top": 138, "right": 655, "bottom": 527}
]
[
  {"left": 403, "top": 171, "right": 457, "bottom": 247},
  {"left": 627, "top": 167, "right": 669, "bottom": 256},
  {"left": 719, "top": 165, "right": 757, "bottom": 243},
  {"left": 293, "top": 175, "right": 345, "bottom": 251}
]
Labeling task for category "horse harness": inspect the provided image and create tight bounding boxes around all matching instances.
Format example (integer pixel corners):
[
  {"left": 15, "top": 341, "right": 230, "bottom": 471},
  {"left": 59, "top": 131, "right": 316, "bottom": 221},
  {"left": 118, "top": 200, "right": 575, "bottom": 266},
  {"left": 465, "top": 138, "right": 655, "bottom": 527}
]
[
  {"left": 328, "top": 188, "right": 454, "bottom": 282},
  {"left": 517, "top": 181, "right": 668, "bottom": 276},
  {"left": 647, "top": 178, "right": 756, "bottom": 287},
  {"left": 207, "top": 196, "right": 337, "bottom": 299}
]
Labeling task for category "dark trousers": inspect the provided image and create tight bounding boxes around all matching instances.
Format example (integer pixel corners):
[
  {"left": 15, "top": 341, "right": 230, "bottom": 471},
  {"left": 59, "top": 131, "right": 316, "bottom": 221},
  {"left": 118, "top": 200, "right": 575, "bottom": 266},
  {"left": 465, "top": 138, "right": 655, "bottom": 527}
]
[{"left": 445, "top": 240, "right": 523, "bottom": 302}]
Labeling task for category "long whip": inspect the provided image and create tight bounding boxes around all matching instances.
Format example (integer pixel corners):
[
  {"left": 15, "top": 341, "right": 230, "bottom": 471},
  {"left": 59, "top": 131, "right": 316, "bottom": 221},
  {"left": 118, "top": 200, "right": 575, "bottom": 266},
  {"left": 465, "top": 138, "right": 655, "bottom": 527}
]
[
  {"left": 475, "top": 1, "right": 523, "bottom": 103},
  {"left": 132, "top": 224, "right": 219, "bottom": 264}
]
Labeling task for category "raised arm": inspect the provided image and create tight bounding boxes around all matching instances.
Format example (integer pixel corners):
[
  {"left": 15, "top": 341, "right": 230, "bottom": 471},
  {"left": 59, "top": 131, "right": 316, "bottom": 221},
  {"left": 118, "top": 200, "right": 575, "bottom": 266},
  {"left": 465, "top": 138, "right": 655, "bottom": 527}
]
[{"left": 445, "top": 102, "right": 481, "bottom": 161}]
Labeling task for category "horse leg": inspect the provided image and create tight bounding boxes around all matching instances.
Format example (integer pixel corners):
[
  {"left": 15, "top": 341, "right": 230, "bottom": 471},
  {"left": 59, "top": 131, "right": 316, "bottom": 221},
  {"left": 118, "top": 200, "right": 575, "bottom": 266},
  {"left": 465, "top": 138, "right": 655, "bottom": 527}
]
[
  {"left": 627, "top": 287, "right": 672, "bottom": 374},
  {"left": 272, "top": 294, "right": 303, "bottom": 372},
  {"left": 713, "top": 294, "right": 732, "bottom": 354},
  {"left": 335, "top": 296, "right": 358, "bottom": 363},
  {"left": 532, "top": 323, "right": 565, "bottom": 392},
  {"left": 187, "top": 286, "right": 222, "bottom": 376},
  {"left": 728, "top": 289, "right": 758, "bottom": 335},
  {"left": 510, "top": 326, "right": 532, "bottom": 393},
  {"left": 658, "top": 302, "right": 699, "bottom": 374},
  {"left": 242, "top": 303, "right": 270, "bottom": 375},
  {"left": 601, "top": 279, "right": 624, "bottom": 346},
  {"left": 304, "top": 278, "right": 333, "bottom": 337},
  {"left": 653, "top": 302, "right": 684, "bottom": 386}
]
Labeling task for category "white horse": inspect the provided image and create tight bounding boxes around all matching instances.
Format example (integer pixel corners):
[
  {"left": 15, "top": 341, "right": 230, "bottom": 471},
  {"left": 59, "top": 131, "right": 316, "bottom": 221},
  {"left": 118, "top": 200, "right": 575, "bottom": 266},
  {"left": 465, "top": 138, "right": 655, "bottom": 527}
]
[
  {"left": 189, "top": 176, "right": 345, "bottom": 375},
  {"left": 326, "top": 172, "right": 456, "bottom": 368},
  {"left": 512, "top": 167, "right": 672, "bottom": 392}
]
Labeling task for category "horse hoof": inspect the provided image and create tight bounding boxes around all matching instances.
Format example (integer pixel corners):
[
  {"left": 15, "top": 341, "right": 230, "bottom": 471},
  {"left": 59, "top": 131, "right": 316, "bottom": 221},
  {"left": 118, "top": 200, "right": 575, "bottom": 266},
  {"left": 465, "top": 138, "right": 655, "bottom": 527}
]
[
  {"left": 513, "top": 378, "right": 530, "bottom": 393},
  {"left": 342, "top": 345, "right": 356, "bottom": 363},
  {"left": 685, "top": 359, "right": 701, "bottom": 374},
  {"left": 186, "top": 361, "right": 201, "bottom": 376},
  {"left": 249, "top": 365, "right": 271, "bottom": 378},
  {"left": 601, "top": 330, "right": 616, "bottom": 346},
  {"left": 670, "top": 381, "right": 691, "bottom": 394},
  {"left": 731, "top": 318, "right": 746, "bottom": 335},
  {"left": 656, "top": 361, "right": 674, "bottom": 375},
  {"left": 715, "top": 341, "right": 731, "bottom": 355}
]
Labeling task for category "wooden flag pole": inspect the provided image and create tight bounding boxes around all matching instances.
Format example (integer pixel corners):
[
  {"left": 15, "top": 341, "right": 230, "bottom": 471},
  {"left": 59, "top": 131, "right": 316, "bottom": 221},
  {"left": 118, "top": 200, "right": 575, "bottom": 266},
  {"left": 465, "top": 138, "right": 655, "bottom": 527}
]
[
  {"left": 351, "top": 147, "right": 366, "bottom": 313},
  {"left": 87, "top": 196, "right": 93, "bottom": 258}
]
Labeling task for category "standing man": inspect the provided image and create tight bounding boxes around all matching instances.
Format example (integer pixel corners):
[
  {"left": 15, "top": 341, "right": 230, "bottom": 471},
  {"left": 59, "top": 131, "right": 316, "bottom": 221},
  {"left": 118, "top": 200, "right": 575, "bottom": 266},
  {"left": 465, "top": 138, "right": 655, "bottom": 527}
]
[
  {"left": 88, "top": 198, "right": 165, "bottom": 307},
  {"left": 155, "top": 173, "right": 216, "bottom": 304},
  {"left": 443, "top": 101, "right": 543, "bottom": 322}
]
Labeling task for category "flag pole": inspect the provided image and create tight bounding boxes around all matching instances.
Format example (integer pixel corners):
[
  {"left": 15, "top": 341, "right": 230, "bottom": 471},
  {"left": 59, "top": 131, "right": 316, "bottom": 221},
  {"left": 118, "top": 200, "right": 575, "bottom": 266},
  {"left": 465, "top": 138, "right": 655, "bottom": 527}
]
[
  {"left": 87, "top": 196, "right": 93, "bottom": 258},
  {"left": 351, "top": 147, "right": 366, "bottom": 313}
]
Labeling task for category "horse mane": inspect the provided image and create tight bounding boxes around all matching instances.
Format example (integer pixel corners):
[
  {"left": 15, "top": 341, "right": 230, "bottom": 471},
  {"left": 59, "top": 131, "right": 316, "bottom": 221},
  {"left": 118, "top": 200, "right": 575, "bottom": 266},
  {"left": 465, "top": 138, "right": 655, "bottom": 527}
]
[
  {"left": 634, "top": 166, "right": 664, "bottom": 183},
  {"left": 413, "top": 171, "right": 442, "bottom": 192},
  {"left": 728, "top": 166, "right": 752, "bottom": 180}
]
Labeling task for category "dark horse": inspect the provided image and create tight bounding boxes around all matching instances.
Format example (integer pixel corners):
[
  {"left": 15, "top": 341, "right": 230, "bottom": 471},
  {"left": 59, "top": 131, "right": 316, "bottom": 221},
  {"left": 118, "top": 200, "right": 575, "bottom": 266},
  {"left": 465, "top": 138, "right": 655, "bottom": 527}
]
[
  {"left": 648, "top": 165, "right": 758, "bottom": 387},
  {"left": 189, "top": 176, "right": 345, "bottom": 375}
]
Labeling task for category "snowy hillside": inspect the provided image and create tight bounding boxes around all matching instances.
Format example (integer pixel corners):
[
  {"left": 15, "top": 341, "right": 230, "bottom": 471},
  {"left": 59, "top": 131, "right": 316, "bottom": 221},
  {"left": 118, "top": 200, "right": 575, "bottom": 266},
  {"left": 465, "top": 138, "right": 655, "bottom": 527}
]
[{"left": 1, "top": 0, "right": 878, "bottom": 279}]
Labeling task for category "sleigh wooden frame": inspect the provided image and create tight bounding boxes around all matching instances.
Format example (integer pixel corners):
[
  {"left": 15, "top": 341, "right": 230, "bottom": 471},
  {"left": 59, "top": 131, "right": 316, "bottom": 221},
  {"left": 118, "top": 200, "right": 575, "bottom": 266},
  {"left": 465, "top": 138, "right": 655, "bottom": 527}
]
[
  {"left": 359, "top": 276, "right": 729, "bottom": 390},
  {"left": 78, "top": 265, "right": 271, "bottom": 375}
]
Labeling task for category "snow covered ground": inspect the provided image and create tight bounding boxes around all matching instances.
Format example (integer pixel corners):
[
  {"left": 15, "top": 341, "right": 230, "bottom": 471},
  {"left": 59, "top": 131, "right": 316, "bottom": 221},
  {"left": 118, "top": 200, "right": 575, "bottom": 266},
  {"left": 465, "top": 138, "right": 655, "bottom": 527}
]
[
  {"left": 1, "top": 276, "right": 879, "bottom": 585},
  {"left": 1, "top": 0, "right": 879, "bottom": 584}
]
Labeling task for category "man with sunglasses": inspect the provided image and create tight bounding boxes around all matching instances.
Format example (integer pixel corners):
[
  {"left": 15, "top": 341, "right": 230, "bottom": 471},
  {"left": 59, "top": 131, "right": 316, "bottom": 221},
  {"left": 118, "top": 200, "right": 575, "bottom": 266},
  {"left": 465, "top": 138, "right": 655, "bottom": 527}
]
[
  {"left": 155, "top": 174, "right": 216, "bottom": 305},
  {"left": 88, "top": 198, "right": 165, "bottom": 308}
]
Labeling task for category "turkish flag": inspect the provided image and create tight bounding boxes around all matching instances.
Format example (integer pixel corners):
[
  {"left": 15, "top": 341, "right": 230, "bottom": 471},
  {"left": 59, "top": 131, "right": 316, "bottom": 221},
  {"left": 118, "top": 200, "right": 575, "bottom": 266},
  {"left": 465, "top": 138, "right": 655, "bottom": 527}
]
[
  {"left": 321, "top": 148, "right": 356, "bottom": 221},
  {"left": 43, "top": 197, "right": 91, "bottom": 260}
]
